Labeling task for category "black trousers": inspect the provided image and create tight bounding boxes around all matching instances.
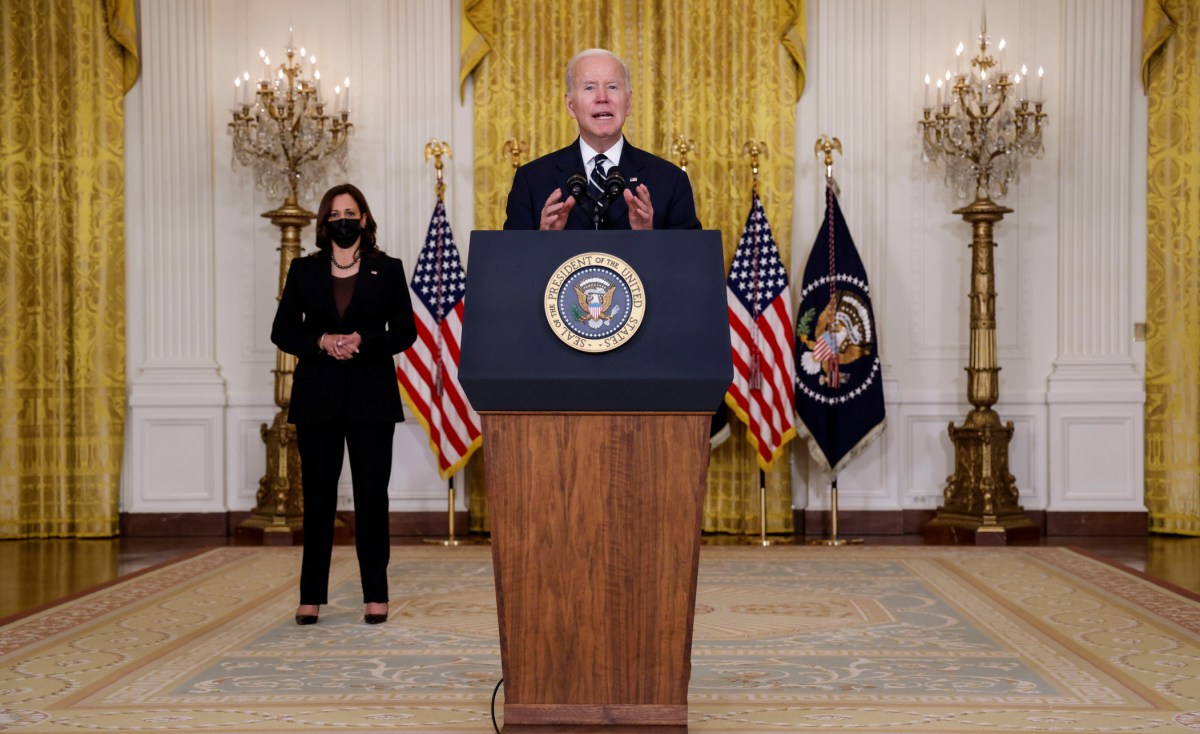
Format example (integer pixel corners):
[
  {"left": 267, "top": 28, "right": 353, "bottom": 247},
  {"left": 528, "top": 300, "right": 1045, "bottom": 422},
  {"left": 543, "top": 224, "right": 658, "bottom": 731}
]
[{"left": 295, "top": 418, "right": 395, "bottom": 605}]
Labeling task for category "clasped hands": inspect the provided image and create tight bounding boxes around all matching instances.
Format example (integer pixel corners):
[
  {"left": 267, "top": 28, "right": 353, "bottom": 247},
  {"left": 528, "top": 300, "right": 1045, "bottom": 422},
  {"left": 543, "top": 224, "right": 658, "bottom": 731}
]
[
  {"left": 321, "top": 332, "right": 361, "bottom": 360},
  {"left": 539, "top": 184, "right": 654, "bottom": 230}
]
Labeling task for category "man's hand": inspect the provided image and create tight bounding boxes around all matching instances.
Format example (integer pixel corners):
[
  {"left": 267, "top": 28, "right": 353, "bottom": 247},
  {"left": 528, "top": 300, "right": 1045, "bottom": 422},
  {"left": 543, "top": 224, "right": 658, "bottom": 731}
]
[
  {"left": 624, "top": 184, "right": 654, "bottom": 230},
  {"left": 539, "top": 188, "right": 576, "bottom": 230}
]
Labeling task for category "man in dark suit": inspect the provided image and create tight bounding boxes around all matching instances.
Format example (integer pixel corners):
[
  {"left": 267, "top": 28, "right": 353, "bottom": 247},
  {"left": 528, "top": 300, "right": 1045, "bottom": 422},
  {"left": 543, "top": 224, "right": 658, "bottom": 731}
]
[{"left": 503, "top": 48, "right": 700, "bottom": 231}]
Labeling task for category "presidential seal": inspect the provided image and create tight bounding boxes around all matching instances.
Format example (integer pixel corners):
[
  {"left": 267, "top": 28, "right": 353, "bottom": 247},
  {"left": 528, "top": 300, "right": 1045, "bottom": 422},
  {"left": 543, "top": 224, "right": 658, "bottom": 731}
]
[
  {"left": 795, "top": 277, "right": 881, "bottom": 399},
  {"left": 544, "top": 252, "right": 646, "bottom": 352}
]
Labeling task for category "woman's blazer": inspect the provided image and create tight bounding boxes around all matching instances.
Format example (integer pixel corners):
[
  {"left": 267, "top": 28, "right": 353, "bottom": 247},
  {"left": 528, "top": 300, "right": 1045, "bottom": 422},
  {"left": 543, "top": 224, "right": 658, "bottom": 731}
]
[{"left": 271, "top": 250, "right": 417, "bottom": 424}]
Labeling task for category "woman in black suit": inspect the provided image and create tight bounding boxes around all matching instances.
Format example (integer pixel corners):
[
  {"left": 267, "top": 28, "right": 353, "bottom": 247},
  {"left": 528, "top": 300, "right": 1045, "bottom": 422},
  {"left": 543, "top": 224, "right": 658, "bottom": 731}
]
[{"left": 271, "top": 183, "right": 417, "bottom": 625}]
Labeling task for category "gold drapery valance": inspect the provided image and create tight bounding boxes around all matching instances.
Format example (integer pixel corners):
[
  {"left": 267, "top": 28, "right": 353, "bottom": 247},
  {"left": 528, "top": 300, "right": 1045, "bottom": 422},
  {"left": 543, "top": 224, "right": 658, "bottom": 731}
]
[
  {"left": 461, "top": 0, "right": 805, "bottom": 535},
  {"left": 0, "top": 0, "right": 138, "bottom": 537},
  {"left": 1143, "top": 0, "right": 1200, "bottom": 536}
]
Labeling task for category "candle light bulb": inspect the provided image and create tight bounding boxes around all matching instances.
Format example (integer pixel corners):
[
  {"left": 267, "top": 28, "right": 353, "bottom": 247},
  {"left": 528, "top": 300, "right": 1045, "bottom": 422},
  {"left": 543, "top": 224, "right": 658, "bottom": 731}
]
[
  {"left": 924, "top": 73, "right": 931, "bottom": 108},
  {"left": 299, "top": 47, "right": 306, "bottom": 58},
  {"left": 263, "top": 55, "right": 270, "bottom": 67},
  {"left": 259, "top": 48, "right": 265, "bottom": 59},
  {"left": 1021, "top": 63, "right": 1028, "bottom": 76},
  {"left": 1037, "top": 66, "right": 1044, "bottom": 100},
  {"left": 936, "top": 78, "right": 944, "bottom": 107},
  {"left": 343, "top": 78, "right": 350, "bottom": 112},
  {"left": 956, "top": 42, "right": 965, "bottom": 74}
]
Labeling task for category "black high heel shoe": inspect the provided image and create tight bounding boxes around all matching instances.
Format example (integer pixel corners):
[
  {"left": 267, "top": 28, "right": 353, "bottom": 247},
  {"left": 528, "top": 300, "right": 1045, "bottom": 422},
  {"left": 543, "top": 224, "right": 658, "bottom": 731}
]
[
  {"left": 295, "top": 604, "right": 320, "bottom": 625},
  {"left": 364, "top": 603, "right": 388, "bottom": 625}
]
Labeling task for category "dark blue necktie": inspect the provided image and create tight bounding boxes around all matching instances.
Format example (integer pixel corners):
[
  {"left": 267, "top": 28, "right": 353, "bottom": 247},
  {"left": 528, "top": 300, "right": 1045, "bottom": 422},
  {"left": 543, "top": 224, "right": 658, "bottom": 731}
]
[{"left": 589, "top": 153, "right": 608, "bottom": 199}]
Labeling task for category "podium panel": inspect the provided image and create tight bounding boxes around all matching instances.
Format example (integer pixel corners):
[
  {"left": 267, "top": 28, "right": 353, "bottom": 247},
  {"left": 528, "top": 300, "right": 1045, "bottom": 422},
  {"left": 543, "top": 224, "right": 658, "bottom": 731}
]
[
  {"left": 460, "top": 229, "right": 731, "bottom": 730},
  {"left": 484, "top": 412, "right": 709, "bottom": 727}
]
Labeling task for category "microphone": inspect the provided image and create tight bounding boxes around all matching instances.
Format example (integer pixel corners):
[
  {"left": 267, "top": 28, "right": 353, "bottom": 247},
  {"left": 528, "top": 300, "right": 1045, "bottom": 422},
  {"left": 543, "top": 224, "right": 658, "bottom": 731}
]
[
  {"left": 565, "top": 171, "right": 590, "bottom": 202},
  {"left": 600, "top": 166, "right": 626, "bottom": 203}
]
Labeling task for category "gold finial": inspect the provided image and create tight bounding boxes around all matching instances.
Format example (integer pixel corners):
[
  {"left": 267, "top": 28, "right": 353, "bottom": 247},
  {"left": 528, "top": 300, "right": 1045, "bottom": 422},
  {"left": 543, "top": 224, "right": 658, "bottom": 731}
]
[
  {"left": 814, "top": 135, "right": 842, "bottom": 183},
  {"left": 671, "top": 133, "right": 696, "bottom": 172},
  {"left": 503, "top": 138, "right": 527, "bottom": 170},
  {"left": 424, "top": 139, "right": 452, "bottom": 201},
  {"left": 742, "top": 140, "right": 768, "bottom": 189}
]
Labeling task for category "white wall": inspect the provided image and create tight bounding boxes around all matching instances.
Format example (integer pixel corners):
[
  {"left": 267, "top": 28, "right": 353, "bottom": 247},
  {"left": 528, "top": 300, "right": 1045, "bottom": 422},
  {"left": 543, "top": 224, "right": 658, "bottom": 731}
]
[
  {"left": 125, "top": 0, "right": 474, "bottom": 514},
  {"left": 792, "top": 0, "right": 1146, "bottom": 515},
  {"left": 123, "top": 0, "right": 1146, "bottom": 519}
]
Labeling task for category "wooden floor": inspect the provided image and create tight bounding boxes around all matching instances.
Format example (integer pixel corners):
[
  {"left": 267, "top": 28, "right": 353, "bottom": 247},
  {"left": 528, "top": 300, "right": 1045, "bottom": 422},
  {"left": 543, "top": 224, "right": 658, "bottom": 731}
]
[{"left": 1, "top": 534, "right": 1197, "bottom": 621}]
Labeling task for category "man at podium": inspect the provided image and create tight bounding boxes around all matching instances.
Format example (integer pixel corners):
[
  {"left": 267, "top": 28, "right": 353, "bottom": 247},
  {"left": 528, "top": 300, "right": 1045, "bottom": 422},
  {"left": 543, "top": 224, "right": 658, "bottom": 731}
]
[{"left": 503, "top": 47, "right": 701, "bottom": 231}]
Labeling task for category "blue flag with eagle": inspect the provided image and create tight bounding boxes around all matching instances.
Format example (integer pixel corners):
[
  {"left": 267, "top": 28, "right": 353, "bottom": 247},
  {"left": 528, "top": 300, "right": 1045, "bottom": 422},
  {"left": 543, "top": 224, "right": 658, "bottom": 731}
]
[{"left": 794, "top": 185, "right": 886, "bottom": 473}]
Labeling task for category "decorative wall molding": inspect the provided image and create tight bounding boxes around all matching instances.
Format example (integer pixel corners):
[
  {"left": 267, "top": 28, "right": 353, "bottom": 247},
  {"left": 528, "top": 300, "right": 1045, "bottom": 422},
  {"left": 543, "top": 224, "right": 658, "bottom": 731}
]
[
  {"left": 1045, "top": 0, "right": 1146, "bottom": 513},
  {"left": 791, "top": 0, "right": 1143, "bottom": 519},
  {"left": 124, "top": 0, "right": 224, "bottom": 513}
]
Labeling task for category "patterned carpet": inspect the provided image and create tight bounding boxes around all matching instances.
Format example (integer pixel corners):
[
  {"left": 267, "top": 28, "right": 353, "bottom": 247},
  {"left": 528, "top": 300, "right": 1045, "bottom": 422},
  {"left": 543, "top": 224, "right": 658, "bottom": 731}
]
[{"left": 1, "top": 545, "right": 1198, "bottom": 732}]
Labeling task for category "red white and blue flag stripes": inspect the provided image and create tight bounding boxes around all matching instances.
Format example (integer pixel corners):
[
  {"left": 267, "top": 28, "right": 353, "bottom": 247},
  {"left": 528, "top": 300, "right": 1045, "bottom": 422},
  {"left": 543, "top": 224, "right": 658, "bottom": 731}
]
[
  {"left": 397, "top": 201, "right": 481, "bottom": 478},
  {"left": 725, "top": 190, "right": 798, "bottom": 469}
]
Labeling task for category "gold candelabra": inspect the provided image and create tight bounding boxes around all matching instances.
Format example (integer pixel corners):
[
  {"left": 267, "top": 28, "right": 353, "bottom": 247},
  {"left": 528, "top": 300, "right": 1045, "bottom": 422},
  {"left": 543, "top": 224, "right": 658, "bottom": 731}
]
[
  {"left": 919, "top": 11, "right": 1046, "bottom": 545},
  {"left": 229, "top": 29, "right": 353, "bottom": 544}
]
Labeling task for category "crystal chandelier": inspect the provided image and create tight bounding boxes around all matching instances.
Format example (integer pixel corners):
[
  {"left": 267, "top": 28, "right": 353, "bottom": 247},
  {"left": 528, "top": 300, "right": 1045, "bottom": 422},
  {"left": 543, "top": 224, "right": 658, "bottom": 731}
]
[
  {"left": 227, "top": 30, "right": 352, "bottom": 203},
  {"left": 919, "top": 11, "right": 1047, "bottom": 201}
]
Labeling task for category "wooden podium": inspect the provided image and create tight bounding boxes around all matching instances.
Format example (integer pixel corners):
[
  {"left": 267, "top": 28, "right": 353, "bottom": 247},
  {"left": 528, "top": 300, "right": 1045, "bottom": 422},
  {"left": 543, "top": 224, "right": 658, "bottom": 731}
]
[{"left": 461, "top": 231, "right": 731, "bottom": 731}]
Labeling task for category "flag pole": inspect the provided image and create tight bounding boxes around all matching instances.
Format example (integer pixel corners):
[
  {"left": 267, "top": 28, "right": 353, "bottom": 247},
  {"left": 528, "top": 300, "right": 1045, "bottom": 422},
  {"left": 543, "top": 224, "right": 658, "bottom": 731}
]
[
  {"left": 804, "top": 137, "right": 863, "bottom": 547},
  {"left": 425, "top": 475, "right": 466, "bottom": 546},
  {"left": 419, "top": 138, "right": 466, "bottom": 548},
  {"left": 807, "top": 476, "right": 863, "bottom": 546},
  {"left": 757, "top": 469, "right": 774, "bottom": 546}
]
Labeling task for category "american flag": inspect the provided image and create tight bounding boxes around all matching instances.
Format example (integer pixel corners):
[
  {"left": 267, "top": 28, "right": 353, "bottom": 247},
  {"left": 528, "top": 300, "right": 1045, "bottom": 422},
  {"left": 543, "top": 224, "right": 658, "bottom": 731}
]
[
  {"left": 725, "top": 190, "right": 797, "bottom": 469},
  {"left": 397, "top": 201, "right": 481, "bottom": 478}
]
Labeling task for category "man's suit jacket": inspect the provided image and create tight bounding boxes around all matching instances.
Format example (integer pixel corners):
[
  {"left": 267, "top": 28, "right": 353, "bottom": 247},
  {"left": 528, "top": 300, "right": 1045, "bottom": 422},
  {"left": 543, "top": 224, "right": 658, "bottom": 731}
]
[
  {"left": 503, "top": 139, "right": 701, "bottom": 230},
  {"left": 271, "top": 250, "right": 417, "bottom": 425}
]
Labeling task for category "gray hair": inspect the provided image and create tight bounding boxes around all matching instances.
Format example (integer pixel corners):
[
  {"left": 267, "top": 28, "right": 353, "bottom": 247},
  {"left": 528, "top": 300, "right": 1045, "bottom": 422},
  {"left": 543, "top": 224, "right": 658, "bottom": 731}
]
[{"left": 565, "top": 48, "right": 631, "bottom": 93}]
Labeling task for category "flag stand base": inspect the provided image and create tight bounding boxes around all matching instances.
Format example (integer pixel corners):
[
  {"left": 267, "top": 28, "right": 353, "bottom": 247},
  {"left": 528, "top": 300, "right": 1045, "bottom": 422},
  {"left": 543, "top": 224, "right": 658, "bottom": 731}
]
[{"left": 805, "top": 479, "right": 863, "bottom": 546}]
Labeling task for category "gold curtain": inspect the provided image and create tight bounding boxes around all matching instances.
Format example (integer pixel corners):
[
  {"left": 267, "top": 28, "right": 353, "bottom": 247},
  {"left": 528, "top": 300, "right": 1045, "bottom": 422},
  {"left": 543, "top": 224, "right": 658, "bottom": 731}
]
[
  {"left": 462, "top": 0, "right": 804, "bottom": 534},
  {"left": 1143, "top": 0, "right": 1200, "bottom": 537},
  {"left": 0, "top": 0, "right": 137, "bottom": 538}
]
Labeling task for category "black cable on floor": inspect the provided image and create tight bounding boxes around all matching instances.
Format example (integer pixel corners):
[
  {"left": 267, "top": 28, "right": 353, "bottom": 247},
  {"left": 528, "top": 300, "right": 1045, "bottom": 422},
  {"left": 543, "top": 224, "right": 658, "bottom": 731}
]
[{"left": 490, "top": 677, "right": 503, "bottom": 733}]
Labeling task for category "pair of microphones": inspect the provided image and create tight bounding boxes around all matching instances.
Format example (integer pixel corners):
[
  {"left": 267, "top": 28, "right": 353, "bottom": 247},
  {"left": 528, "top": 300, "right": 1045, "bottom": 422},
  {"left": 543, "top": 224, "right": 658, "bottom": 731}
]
[{"left": 566, "top": 167, "right": 626, "bottom": 229}]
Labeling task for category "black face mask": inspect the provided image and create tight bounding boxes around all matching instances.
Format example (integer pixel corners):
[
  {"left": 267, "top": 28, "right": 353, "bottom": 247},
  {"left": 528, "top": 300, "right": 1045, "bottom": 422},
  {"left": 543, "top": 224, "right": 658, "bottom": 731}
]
[{"left": 328, "top": 218, "right": 363, "bottom": 249}]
